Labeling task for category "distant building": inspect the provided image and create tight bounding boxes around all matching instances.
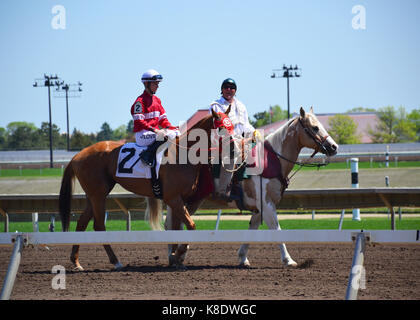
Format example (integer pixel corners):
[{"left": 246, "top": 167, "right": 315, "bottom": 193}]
[
  {"left": 186, "top": 109, "right": 210, "bottom": 128},
  {"left": 187, "top": 110, "right": 379, "bottom": 143}
]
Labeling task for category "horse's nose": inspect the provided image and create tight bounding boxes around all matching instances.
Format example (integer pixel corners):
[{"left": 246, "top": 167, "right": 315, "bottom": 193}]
[{"left": 329, "top": 143, "right": 338, "bottom": 155}]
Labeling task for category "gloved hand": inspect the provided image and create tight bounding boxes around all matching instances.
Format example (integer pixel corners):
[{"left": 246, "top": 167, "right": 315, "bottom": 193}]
[
  {"left": 165, "top": 130, "right": 179, "bottom": 140},
  {"left": 155, "top": 129, "right": 167, "bottom": 141},
  {"left": 159, "top": 128, "right": 180, "bottom": 140},
  {"left": 253, "top": 129, "right": 263, "bottom": 142}
]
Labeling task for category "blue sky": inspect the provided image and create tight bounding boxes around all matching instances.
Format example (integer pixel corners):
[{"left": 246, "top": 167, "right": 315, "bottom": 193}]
[{"left": 1, "top": 0, "right": 419, "bottom": 134}]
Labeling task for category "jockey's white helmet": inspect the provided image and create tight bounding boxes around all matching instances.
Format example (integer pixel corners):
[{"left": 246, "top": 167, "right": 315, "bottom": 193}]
[{"left": 141, "top": 69, "right": 163, "bottom": 83}]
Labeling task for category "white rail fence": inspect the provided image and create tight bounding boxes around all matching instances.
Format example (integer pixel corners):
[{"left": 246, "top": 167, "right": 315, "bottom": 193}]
[
  {"left": 1, "top": 188, "right": 420, "bottom": 232},
  {"left": 1, "top": 229, "right": 419, "bottom": 301},
  {"left": 1, "top": 188, "right": 420, "bottom": 300}
]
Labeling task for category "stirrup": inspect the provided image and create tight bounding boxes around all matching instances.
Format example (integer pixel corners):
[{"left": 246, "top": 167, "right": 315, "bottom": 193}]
[
  {"left": 142, "top": 158, "right": 155, "bottom": 168},
  {"left": 139, "top": 151, "right": 155, "bottom": 167}
]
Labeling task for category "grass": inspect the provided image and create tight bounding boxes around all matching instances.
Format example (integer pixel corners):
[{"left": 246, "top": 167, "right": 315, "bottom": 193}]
[
  {"left": 0, "top": 167, "right": 64, "bottom": 178},
  {"left": 2, "top": 217, "right": 419, "bottom": 233},
  {"left": 1, "top": 161, "right": 419, "bottom": 178}
]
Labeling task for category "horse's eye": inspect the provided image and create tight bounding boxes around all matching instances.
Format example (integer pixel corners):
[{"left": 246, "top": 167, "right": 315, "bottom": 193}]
[{"left": 313, "top": 126, "right": 319, "bottom": 133}]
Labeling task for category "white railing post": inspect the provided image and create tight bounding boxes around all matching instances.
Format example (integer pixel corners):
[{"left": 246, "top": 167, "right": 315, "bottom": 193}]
[
  {"left": 351, "top": 158, "right": 360, "bottom": 221},
  {"left": 32, "top": 212, "right": 39, "bottom": 232},
  {"left": 0, "top": 235, "right": 24, "bottom": 300},
  {"left": 215, "top": 209, "right": 222, "bottom": 230},
  {"left": 345, "top": 232, "right": 367, "bottom": 300},
  {"left": 338, "top": 209, "right": 346, "bottom": 230}
]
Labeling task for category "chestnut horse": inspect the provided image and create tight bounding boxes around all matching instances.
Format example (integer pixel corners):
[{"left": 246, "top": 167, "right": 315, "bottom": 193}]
[
  {"left": 59, "top": 108, "right": 234, "bottom": 270},
  {"left": 163, "top": 107, "right": 338, "bottom": 267}
]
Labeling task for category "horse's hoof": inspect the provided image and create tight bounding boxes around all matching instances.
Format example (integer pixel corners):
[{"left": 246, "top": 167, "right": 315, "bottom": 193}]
[
  {"left": 114, "top": 262, "right": 123, "bottom": 270},
  {"left": 239, "top": 258, "right": 250, "bottom": 268},
  {"left": 73, "top": 265, "right": 84, "bottom": 271},
  {"left": 283, "top": 258, "right": 298, "bottom": 267}
]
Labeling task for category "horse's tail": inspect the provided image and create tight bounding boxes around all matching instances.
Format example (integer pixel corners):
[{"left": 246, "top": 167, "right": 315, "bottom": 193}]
[
  {"left": 146, "top": 197, "right": 163, "bottom": 230},
  {"left": 59, "top": 161, "right": 75, "bottom": 232}
]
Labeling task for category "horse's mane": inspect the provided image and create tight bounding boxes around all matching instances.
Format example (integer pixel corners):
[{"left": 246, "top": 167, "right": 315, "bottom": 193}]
[
  {"left": 169, "top": 114, "right": 213, "bottom": 152},
  {"left": 266, "top": 116, "right": 298, "bottom": 152},
  {"left": 187, "top": 114, "right": 213, "bottom": 132}
]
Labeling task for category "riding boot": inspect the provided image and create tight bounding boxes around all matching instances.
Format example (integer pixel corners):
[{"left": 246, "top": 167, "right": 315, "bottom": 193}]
[{"left": 139, "top": 139, "right": 167, "bottom": 167}]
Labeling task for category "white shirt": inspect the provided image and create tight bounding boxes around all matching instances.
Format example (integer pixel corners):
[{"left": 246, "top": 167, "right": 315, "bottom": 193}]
[{"left": 209, "top": 96, "right": 255, "bottom": 137}]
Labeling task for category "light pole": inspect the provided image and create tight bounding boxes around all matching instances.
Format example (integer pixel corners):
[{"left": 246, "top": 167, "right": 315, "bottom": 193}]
[
  {"left": 33, "top": 74, "right": 62, "bottom": 168},
  {"left": 271, "top": 65, "right": 301, "bottom": 120},
  {"left": 55, "top": 82, "right": 83, "bottom": 151}
]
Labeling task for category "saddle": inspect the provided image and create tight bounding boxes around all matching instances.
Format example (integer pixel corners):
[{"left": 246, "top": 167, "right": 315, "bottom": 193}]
[
  {"left": 115, "top": 142, "right": 167, "bottom": 199},
  {"left": 247, "top": 140, "right": 289, "bottom": 196}
]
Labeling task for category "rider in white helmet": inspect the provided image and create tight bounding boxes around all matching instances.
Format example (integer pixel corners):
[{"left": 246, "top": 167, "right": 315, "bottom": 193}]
[{"left": 131, "top": 69, "right": 179, "bottom": 167}]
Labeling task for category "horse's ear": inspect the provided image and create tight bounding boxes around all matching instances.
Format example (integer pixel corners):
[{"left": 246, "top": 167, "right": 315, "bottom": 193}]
[
  {"left": 309, "top": 106, "right": 314, "bottom": 114},
  {"left": 300, "top": 107, "right": 306, "bottom": 118},
  {"left": 225, "top": 104, "right": 231, "bottom": 115},
  {"left": 211, "top": 107, "right": 219, "bottom": 119}
]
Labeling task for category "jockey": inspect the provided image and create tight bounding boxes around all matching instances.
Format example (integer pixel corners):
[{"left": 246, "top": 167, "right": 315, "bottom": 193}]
[
  {"left": 209, "top": 78, "right": 262, "bottom": 204},
  {"left": 131, "top": 69, "right": 179, "bottom": 167}
]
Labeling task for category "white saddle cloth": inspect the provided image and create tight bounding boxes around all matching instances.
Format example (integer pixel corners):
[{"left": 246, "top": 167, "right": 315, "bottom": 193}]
[{"left": 115, "top": 142, "right": 166, "bottom": 179}]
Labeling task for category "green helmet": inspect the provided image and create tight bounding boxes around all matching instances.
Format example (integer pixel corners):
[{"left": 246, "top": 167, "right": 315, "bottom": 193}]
[{"left": 221, "top": 78, "right": 237, "bottom": 90}]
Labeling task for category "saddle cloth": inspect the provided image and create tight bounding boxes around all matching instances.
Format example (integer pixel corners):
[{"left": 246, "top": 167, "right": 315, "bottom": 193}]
[
  {"left": 247, "top": 142, "right": 282, "bottom": 179},
  {"left": 115, "top": 142, "right": 166, "bottom": 179}
]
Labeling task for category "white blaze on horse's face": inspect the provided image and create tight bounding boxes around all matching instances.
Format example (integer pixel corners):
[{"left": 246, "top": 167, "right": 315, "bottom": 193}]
[{"left": 300, "top": 108, "right": 338, "bottom": 157}]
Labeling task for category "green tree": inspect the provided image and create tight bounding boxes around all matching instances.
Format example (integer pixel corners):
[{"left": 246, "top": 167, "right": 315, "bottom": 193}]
[
  {"left": 328, "top": 114, "right": 361, "bottom": 144},
  {"left": 125, "top": 119, "right": 134, "bottom": 141},
  {"left": 0, "top": 127, "right": 6, "bottom": 149},
  {"left": 251, "top": 105, "right": 288, "bottom": 128},
  {"left": 97, "top": 122, "right": 114, "bottom": 141},
  {"left": 368, "top": 106, "right": 416, "bottom": 143},
  {"left": 6, "top": 122, "right": 41, "bottom": 150},
  {"left": 393, "top": 106, "right": 416, "bottom": 142},
  {"left": 38, "top": 122, "right": 65, "bottom": 149},
  {"left": 408, "top": 108, "right": 420, "bottom": 141},
  {"left": 127, "top": 119, "right": 134, "bottom": 133},
  {"left": 70, "top": 128, "right": 95, "bottom": 150},
  {"left": 113, "top": 124, "right": 128, "bottom": 140}
]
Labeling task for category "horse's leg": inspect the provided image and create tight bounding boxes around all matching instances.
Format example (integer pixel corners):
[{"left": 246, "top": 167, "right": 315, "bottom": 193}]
[
  {"left": 164, "top": 197, "right": 196, "bottom": 269},
  {"left": 90, "top": 196, "right": 122, "bottom": 270},
  {"left": 171, "top": 199, "right": 204, "bottom": 268},
  {"left": 164, "top": 206, "right": 183, "bottom": 267},
  {"left": 261, "top": 199, "right": 297, "bottom": 267},
  {"left": 70, "top": 199, "right": 94, "bottom": 271},
  {"left": 238, "top": 213, "right": 262, "bottom": 267}
]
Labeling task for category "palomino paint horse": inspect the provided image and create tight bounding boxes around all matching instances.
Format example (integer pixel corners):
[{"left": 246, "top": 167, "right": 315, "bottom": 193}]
[
  {"left": 58, "top": 108, "right": 234, "bottom": 270},
  {"left": 164, "top": 107, "right": 338, "bottom": 267}
]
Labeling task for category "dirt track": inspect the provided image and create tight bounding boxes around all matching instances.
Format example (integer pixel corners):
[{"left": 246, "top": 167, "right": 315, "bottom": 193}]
[{"left": 1, "top": 242, "right": 419, "bottom": 300}]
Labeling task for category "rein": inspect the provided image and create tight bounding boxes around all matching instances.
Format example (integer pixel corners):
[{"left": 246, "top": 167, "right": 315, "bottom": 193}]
[
  {"left": 220, "top": 137, "right": 250, "bottom": 173},
  {"left": 264, "top": 140, "right": 329, "bottom": 170},
  {"left": 266, "top": 117, "right": 331, "bottom": 170},
  {"left": 164, "top": 114, "right": 238, "bottom": 163}
]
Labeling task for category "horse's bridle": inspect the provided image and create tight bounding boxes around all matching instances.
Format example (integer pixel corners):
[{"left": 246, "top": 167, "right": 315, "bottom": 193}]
[{"left": 298, "top": 117, "right": 330, "bottom": 157}]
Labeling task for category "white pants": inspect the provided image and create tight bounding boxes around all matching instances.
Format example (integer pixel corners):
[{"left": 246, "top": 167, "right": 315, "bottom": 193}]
[
  {"left": 135, "top": 128, "right": 180, "bottom": 147},
  {"left": 135, "top": 131, "right": 156, "bottom": 147}
]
